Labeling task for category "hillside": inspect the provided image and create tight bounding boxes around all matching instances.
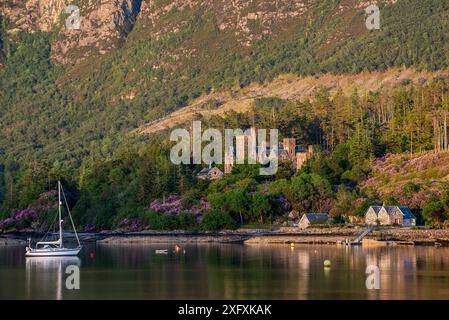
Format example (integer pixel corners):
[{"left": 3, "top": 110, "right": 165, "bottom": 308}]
[
  {"left": 361, "top": 152, "right": 449, "bottom": 211},
  {"left": 1, "top": 0, "right": 449, "bottom": 229},
  {"left": 1, "top": 0, "right": 449, "bottom": 167},
  {"left": 136, "top": 68, "right": 449, "bottom": 134}
]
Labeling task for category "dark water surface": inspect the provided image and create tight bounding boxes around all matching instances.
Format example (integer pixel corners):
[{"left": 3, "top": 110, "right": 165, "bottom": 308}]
[{"left": 1, "top": 243, "right": 448, "bottom": 299}]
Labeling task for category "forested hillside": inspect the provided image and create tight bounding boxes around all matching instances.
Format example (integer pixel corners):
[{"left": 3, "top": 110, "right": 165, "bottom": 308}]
[{"left": 1, "top": 0, "right": 449, "bottom": 231}]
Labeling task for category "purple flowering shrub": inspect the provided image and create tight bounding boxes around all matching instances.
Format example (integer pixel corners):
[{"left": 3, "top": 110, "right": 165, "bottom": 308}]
[
  {"left": 0, "top": 190, "right": 57, "bottom": 230},
  {"left": 116, "top": 218, "right": 144, "bottom": 232},
  {"left": 150, "top": 195, "right": 210, "bottom": 215},
  {"left": 361, "top": 152, "right": 448, "bottom": 210}
]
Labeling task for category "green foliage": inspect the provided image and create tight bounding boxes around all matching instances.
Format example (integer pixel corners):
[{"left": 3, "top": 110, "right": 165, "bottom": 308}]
[
  {"left": 181, "top": 189, "right": 201, "bottom": 210},
  {"left": 146, "top": 211, "right": 181, "bottom": 230},
  {"left": 422, "top": 200, "right": 446, "bottom": 227},
  {"left": 249, "top": 192, "right": 270, "bottom": 223},
  {"left": 284, "top": 173, "right": 332, "bottom": 212},
  {"left": 331, "top": 188, "right": 356, "bottom": 217},
  {"left": 201, "top": 209, "right": 237, "bottom": 231},
  {"left": 2, "top": 0, "right": 449, "bottom": 229},
  {"left": 145, "top": 211, "right": 196, "bottom": 231},
  {"left": 422, "top": 186, "right": 449, "bottom": 227}
]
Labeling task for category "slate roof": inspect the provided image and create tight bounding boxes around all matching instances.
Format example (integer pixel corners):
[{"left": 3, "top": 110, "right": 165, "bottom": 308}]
[
  {"left": 197, "top": 167, "right": 213, "bottom": 176},
  {"left": 366, "top": 205, "right": 415, "bottom": 219},
  {"left": 369, "top": 206, "right": 382, "bottom": 214},
  {"left": 197, "top": 167, "right": 222, "bottom": 177},
  {"left": 398, "top": 206, "right": 415, "bottom": 219},
  {"left": 383, "top": 206, "right": 398, "bottom": 214},
  {"left": 303, "top": 213, "right": 329, "bottom": 223}
]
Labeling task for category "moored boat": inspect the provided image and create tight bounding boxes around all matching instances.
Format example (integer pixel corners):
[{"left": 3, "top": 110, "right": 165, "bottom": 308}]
[{"left": 26, "top": 181, "right": 82, "bottom": 257}]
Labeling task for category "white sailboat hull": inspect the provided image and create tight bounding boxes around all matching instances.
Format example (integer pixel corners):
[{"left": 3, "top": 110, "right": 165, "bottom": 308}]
[{"left": 26, "top": 247, "right": 81, "bottom": 257}]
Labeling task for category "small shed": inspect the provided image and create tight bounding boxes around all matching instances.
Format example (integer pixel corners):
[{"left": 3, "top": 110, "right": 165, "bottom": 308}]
[{"left": 298, "top": 213, "right": 329, "bottom": 229}]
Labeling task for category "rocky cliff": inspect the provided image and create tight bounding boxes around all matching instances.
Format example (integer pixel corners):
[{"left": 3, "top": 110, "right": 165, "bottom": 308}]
[
  {"left": 2, "top": 0, "right": 67, "bottom": 32},
  {"left": 1, "top": 0, "right": 142, "bottom": 65},
  {"left": 1, "top": 0, "right": 400, "bottom": 65}
]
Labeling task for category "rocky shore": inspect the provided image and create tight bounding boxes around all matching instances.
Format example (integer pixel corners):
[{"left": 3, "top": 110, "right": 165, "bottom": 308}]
[
  {"left": 98, "top": 228, "right": 449, "bottom": 246},
  {"left": 98, "top": 233, "right": 253, "bottom": 244},
  {"left": 2, "top": 227, "right": 449, "bottom": 246}
]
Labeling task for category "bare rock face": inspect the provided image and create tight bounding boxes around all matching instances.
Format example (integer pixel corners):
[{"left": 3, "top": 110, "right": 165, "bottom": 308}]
[
  {"left": 139, "top": 0, "right": 315, "bottom": 46},
  {"left": 1, "top": 0, "right": 142, "bottom": 65},
  {"left": 39, "top": 0, "right": 68, "bottom": 31},
  {"left": 1, "top": 0, "right": 67, "bottom": 32},
  {"left": 139, "top": 0, "right": 398, "bottom": 46},
  {"left": 51, "top": 0, "right": 142, "bottom": 65},
  {"left": 1, "top": 0, "right": 398, "bottom": 65}
]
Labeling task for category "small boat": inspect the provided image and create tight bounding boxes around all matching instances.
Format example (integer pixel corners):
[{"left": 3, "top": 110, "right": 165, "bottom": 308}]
[
  {"left": 26, "top": 181, "right": 82, "bottom": 257},
  {"left": 343, "top": 240, "right": 362, "bottom": 246},
  {"left": 155, "top": 249, "right": 168, "bottom": 254}
]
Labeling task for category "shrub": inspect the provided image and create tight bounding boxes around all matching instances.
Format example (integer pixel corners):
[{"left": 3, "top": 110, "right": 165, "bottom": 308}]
[
  {"left": 403, "top": 182, "right": 421, "bottom": 195},
  {"left": 178, "top": 212, "right": 196, "bottom": 229},
  {"left": 422, "top": 200, "right": 445, "bottom": 227},
  {"left": 181, "top": 189, "right": 201, "bottom": 209},
  {"left": 146, "top": 211, "right": 180, "bottom": 230},
  {"left": 201, "top": 210, "right": 237, "bottom": 231}
]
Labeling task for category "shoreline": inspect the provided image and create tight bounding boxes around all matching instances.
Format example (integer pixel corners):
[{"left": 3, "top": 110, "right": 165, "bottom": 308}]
[{"left": 2, "top": 227, "right": 449, "bottom": 246}]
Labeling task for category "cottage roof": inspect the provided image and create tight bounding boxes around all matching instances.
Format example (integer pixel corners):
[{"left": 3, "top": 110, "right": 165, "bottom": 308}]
[
  {"left": 369, "top": 206, "right": 382, "bottom": 214},
  {"left": 197, "top": 167, "right": 213, "bottom": 176},
  {"left": 398, "top": 206, "right": 415, "bottom": 219},
  {"left": 303, "top": 213, "right": 329, "bottom": 222},
  {"left": 383, "top": 206, "right": 398, "bottom": 214},
  {"left": 367, "top": 205, "right": 415, "bottom": 219}
]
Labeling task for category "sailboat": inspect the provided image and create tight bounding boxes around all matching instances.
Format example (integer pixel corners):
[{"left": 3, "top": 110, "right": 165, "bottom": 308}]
[{"left": 26, "top": 181, "right": 82, "bottom": 257}]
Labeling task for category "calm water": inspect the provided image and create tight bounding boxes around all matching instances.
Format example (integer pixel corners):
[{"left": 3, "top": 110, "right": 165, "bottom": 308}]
[{"left": 0, "top": 243, "right": 449, "bottom": 300}]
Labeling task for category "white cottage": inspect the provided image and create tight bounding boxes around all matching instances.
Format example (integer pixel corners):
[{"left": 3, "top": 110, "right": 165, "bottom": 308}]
[
  {"left": 364, "top": 206, "right": 382, "bottom": 225},
  {"left": 365, "top": 205, "right": 416, "bottom": 226}
]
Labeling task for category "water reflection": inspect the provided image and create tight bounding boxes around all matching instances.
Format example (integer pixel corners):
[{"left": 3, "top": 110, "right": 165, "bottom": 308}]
[
  {"left": 0, "top": 244, "right": 449, "bottom": 299},
  {"left": 25, "top": 257, "right": 81, "bottom": 300}
]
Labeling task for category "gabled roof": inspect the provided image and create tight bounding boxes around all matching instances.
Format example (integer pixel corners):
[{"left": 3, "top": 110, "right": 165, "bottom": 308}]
[
  {"left": 383, "top": 206, "right": 398, "bottom": 214},
  {"left": 368, "top": 206, "right": 382, "bottom": 214},
  {"left": 398, "top": 206, "right": 415, "bottom": 219},
  {"left": 382, "top": 205, "right": 415, "bottom": 218},
  {"left": 197, "top": 167, "right": 222, "bottom": 177},
  {"left": 197, "top": 167, "right": 213, "bottom": 176},
  {"left": 303, "top": 213, "right": 329, "bottom": 222}
]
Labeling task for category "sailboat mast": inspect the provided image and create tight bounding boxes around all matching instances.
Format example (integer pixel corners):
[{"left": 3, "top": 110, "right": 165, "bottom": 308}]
[
  {"left": 60, "top": 183, "right": 81, "bottom": 248},
  {"left": 58, "top": 181, "right": 62, "bottom": 248}
]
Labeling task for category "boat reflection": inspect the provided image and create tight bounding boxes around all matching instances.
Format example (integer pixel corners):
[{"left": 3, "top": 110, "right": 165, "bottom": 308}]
[{"left": 25, "top": 256, "right": 81, "bottom": 300}]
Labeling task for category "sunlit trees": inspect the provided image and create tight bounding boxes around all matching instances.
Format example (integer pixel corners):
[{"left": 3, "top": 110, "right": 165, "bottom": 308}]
[{"left": 249, "top": 192, "right": 270, "bottom": 224}]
